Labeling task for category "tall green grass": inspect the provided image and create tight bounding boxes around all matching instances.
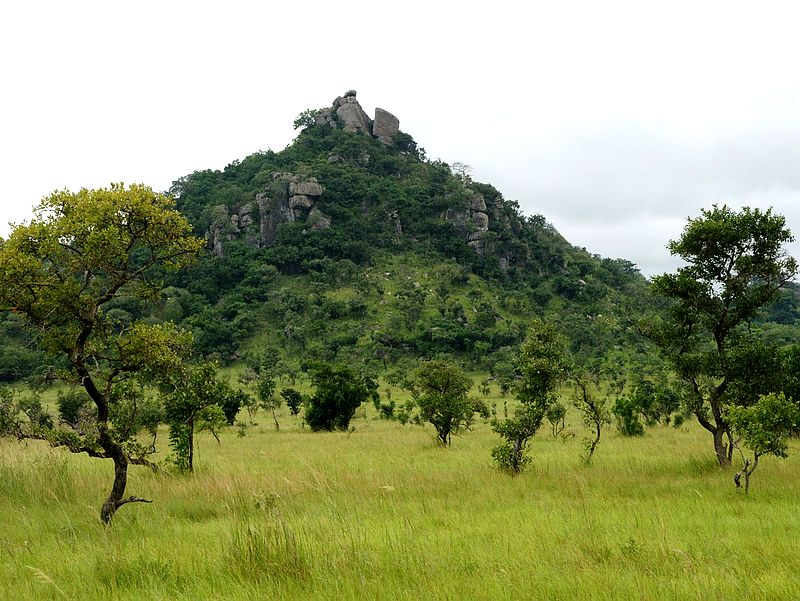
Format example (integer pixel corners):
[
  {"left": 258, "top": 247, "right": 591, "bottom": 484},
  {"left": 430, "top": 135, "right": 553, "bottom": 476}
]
[{"left": 1, "top": 406, "right": 799, "bottom": 600}]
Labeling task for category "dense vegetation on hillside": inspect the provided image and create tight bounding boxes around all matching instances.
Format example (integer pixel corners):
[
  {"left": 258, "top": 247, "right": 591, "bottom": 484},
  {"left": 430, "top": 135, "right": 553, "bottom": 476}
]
[
  {"left": 155, "top": 121, "right": 656, "bottom": 376},
  {"left": 2, "top": 113, "right": 799, "bottom": 390}
]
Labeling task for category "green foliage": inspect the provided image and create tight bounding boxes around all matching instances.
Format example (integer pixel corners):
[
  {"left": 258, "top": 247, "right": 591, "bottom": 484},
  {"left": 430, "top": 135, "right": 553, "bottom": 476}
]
[
  {"left": 727, "top": 392, "right": 800, "bottom": 460},
  {"left": 545, "top": 401, "right": 567, "bottom": 437},
  {"left": 56, "top": 388, "right": 94, "bottom": 427},
  {"left": 221, "top": 389, "right": 249, "bottom": 425},
  {"left": 164, "top": 362, "right": 236, "bottom": 472},
  {"left": 492, "top": 319, "right": 567, "bottom": 473},
  {"left": 304, "top": 362, "right": 377, "bottom": 431},
  {"left": 412, "top": 359, "right": 474, "bottom": 445},
  {"left": 648, "top": 204, "right": 798, "bottom": 466},
  {"left": 281, "top": 388, "right": 304, "bottom": 416},
  {"left": 726, "top": 392, "right": 800, "bottom": 493},
  {"left": 293, "top": 108, "right": 322, "bottom": 130},
  {"left": 0, "top": 183, "right": 201, "bottom": 521},
  {"left": 612, "top": 395, "right": 644, "bottom": 436}
]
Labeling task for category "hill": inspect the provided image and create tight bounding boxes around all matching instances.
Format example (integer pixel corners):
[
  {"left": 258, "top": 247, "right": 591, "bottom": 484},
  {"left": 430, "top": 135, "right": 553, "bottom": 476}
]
[
  {"left": 2, "top": 90, "right": 798, "bottom": 383},
  {"left": 159, "top": 91, "right": 658, "bottom": 377}
]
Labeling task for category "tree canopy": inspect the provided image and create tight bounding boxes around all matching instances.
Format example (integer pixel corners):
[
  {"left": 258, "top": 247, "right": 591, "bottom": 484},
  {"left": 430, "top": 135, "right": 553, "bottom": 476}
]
[
  {"left": 649, "top": 205, "right": 797, "bottom": 466},
  {"left": 0, "top": 184, "right": 202, "bottom": 522}
]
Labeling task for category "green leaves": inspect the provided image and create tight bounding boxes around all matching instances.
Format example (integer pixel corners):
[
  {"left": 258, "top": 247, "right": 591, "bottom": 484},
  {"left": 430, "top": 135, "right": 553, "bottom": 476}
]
[
  {"left": 727, "top": 392, "right": 800, "bottom": 459},
  {"left": 304, "top": 362, "right": 376, "bottom": 431},
  {"left": 412, "top": 359, "right": 474, "bottom": 445},
  {"left": 492, "top": 319, "right": 567, "bottom": 472}
]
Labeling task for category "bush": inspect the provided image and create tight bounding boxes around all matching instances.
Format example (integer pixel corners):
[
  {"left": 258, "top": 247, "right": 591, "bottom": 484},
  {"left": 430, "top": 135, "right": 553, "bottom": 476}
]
[
  {"left": 304, "top": 362, "right": 377, "bottom": 431},
  {"left": 612, "top": 396, "right": 645, "bottom": 436},
  {"left": 281, "top": 388, "right": 304, "bottom": 416}
]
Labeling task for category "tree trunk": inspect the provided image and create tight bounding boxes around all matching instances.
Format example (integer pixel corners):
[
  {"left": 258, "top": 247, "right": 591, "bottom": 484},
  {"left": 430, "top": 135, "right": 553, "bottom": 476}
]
[
  {"left": 695, "top": 404, "right": 732, "bottom": 468},
  {"left": 712, "top": 427, "right": 731, "bottom": 467},
  {"left": 101, "top": 453, "right": 129, "bottom": 524},
  {"left": 272, "top": 408, "right": 280, "bottom": 431},
  {"left": 511, "top": 437, "right": 524, "bottom": 474}
]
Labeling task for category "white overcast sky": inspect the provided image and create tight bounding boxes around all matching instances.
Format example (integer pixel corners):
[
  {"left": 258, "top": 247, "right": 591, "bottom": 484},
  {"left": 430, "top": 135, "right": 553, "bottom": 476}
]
[{"left": 2, "top": 0, "right": 799, "bottom": 276}]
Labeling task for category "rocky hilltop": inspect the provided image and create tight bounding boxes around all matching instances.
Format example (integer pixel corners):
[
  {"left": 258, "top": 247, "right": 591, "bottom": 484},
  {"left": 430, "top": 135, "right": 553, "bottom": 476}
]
[
  {"left": 313, "top": 90, "right": 400, "bottom": 143},
  {"left": 205, "top": 91, "right": 495, "bottom": 263}
]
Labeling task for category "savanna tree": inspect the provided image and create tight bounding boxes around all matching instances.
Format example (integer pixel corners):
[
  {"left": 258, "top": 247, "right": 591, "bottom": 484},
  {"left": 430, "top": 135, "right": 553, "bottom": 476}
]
[
  {"left": 0, "top": 184, "right": 202, "bottom": 522},
  {"left": 412, "top": 359, "right": 474, "bottom": 446},
  {"left": 571, "top": 373, "right": 611, "bottom": 465},
  {"left": 492, "top": 319, "right": 567, "bottom": 473},
  {"left": 726, "top": 392, "right": 800, "bottom": 494},
  {"left": 256, "top": 372, "right": 281, "bottom": 431},
  {"left": 648, "top": 205, "right": 797, "bottom": 466},
  {"left": 163, "top": 362, "right": 235, "bottom": 472},
  {"left": 304, "top": 362, "right": 377, "bottom": 431},
  {"left": 281, "top": 388, "right": 304, "bottom": 417}
]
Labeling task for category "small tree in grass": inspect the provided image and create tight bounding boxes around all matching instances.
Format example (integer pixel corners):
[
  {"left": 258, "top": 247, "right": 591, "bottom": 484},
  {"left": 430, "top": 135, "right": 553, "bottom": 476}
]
[
  {"left": 492, "top": 319, "right": 567, "bottom": 473},
  {"left": 726, "top": 392, "right": 800, "bottom": 494},
  {"left": 281, "top": 388, "right": 304, "bottom": 417},
  {"left": 572, "top": 374, "right": 611, "bottom": 465},
  {"left": 304, "top": 362, "right": 377, "bottom": 431},
  {"left": 257, "top": 373, "right": 281, "bottom": 431},
  {"left": 412, "top": 359, "right": 474, "bottom": 446},
  {"left": 546, "top": 401, "right": 567, "bottom": 437},
  {"left": 164, "top": 362, "right": 236, "bottom": 472}
]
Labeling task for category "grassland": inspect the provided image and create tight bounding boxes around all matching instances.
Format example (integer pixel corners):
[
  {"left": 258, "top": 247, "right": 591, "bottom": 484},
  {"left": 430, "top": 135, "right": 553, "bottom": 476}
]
[{"left": 2, "top": 399, "right": 800, "bottom": 600}]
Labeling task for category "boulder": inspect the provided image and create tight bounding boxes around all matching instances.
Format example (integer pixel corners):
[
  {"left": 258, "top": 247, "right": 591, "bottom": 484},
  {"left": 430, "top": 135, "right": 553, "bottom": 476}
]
[
  {"left": 289, "top": 195, "right": 314, "bottom": 210},
  {"left": 337, "top": 100, "right": 372, "bottom": 134},
  {"left": 373, "top": 108, "right": 399, "bottom": 143},
  {"left": 473, "top": 212, "right": 489, "bottom": 231},
  {"left": 469, "top": 193, "right": 487, "bottom": 212},
  {"left": 239, "top": 202, "right": 255, "bottom": 229},
  {"left": 289, "top": 180, "right": 324, "bottom": 197},
  {"left": 444, "top": 208, "right": 469, "bottom": 225}
]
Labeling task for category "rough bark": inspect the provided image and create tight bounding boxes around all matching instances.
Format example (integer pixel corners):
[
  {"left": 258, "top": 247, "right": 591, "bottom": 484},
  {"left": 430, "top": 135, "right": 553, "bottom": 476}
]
[{"left": 712, "top": 427, "right": 731, "bottom": 468}]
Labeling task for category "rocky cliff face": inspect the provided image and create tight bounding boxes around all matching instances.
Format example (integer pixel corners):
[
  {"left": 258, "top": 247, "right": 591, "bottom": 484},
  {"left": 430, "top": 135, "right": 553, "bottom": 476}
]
[
  {"left": 206, "top": 173, "right": 330, "bottom": 257},
  {"left": 440, "top": 188, "right": 492, "bottom": 255}
]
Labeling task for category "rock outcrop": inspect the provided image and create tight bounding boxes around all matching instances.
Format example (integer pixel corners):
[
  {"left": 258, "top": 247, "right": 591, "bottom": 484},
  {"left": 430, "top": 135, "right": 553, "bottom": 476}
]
[
  {"left": 206, "top": 172, "right": 330, "bottom": 256},
  {"left": 442, "top": 189, "right": 492, "bottom": 255},
  {"left": 373, "top": 107, "right": 399, "bottom": 144},
  {"left": 313, "top": 91, "right": 399, "bottom": 144},
  {"left": 207, "top": 90, "right": 497, "bottom": 262},
  {"left": 335, "top": 94, "right": 373, "bottom": 134}
]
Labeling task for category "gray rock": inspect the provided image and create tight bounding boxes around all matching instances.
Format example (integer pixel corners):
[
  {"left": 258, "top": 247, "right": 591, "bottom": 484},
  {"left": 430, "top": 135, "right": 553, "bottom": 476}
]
[
  {"left": 289, "top": 180, "right": 324, "bottom": 197},
  {"left": 289, "top": 195, "right": 314, "bottom": 210},
  {"left": 469, "top": 193, "right": 487, "bottom": 212},
  {"left": 344, "top": 89, "right": 357, "bottom": 98},
  {"left": 308, "top": 207, "right": 331, "bottom": 230},
  {"left": 473, "top": 212, "right": 489, "bottom": 231},
  {"left": 444, "top": 208, "right": 469, "bottom": 225},
  {"left": 373, "top": 108, "right": 399, "bottom": 143},
  {"left": 337, "top": 101, "right": 372, "bottom": 134}
]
